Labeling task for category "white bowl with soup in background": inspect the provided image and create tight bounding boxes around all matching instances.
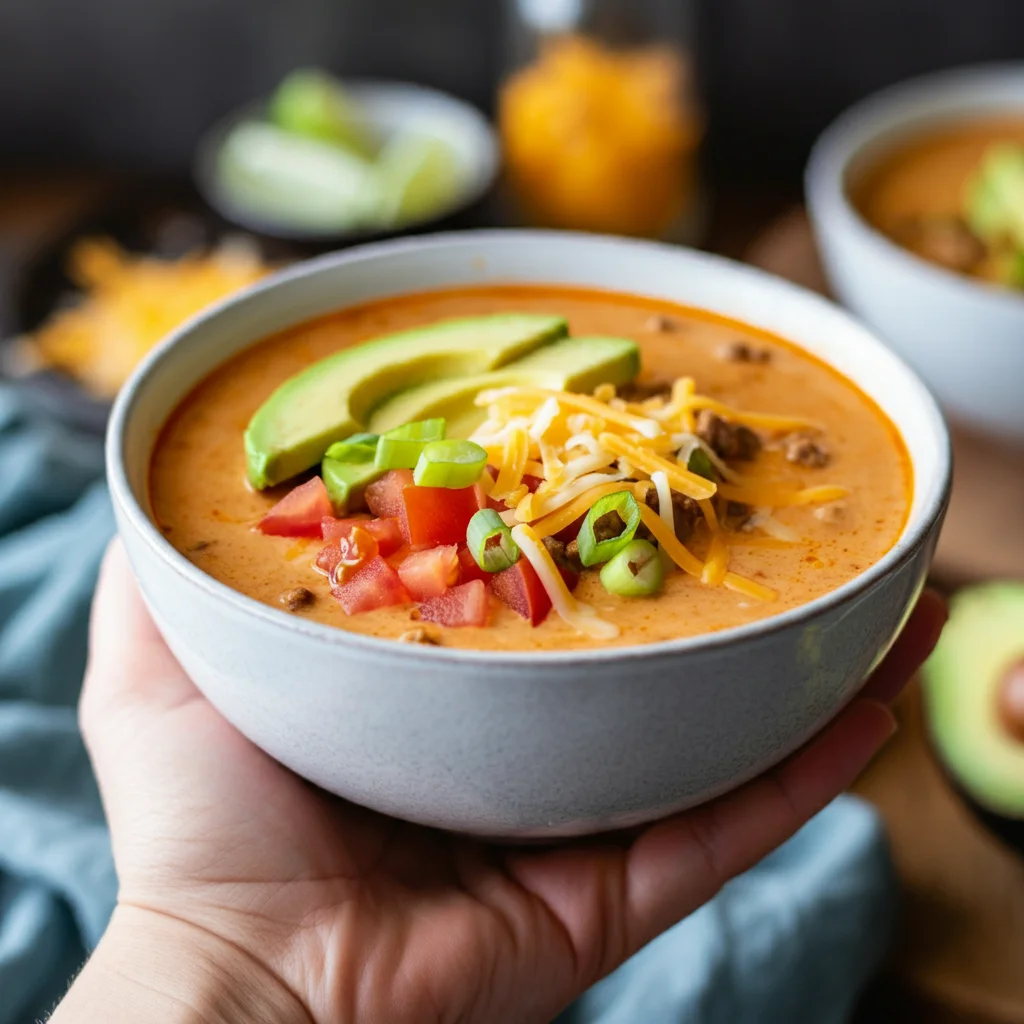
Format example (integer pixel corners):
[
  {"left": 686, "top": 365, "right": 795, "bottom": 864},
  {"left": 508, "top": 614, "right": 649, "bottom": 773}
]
[
  {"left": 807, "top": 64, "right": 1024, "bottom": 446},
  {"left": 106, "top": 231, "right": 950, "bottom": 839}
]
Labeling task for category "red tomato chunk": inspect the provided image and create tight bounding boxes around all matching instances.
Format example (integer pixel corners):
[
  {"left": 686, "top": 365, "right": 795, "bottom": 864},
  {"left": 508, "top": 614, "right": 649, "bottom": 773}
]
[
  {"left": 456, "top": 545, "right": 489, "bottom": 584},
  {"left": 258, "top": 477, "right": 333, "bottom": 537},
  {"left": 367, "top": 470, "right": 484, "bottom": 548},
  {"left": 332, "top": 556, "right": 410, "bottom": 614},
  {"left": 402, "top": 484, "right": 483, "bottom": 547},
  {"left": 489, "top": 559, "right": 552, "bottom": 626},
  {"left": 397, "top": 545, "right": 460, "bottom": 601},
  {"left": 322, "top": 515, "right": 403, "bottom": 557},
  {"left": 365, "top": 469, "right": 414, "bottom": 521},
  {"left": 419, "top": 580, "right": 490, "bottom": 627}
]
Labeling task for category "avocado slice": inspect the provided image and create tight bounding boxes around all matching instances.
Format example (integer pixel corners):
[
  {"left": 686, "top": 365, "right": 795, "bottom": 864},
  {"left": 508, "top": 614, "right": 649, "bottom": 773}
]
[
  {"left": 922, "top": 582, "right": 1024, "bottom": 853},
  {"left": 322, "top": 458, "right": 383, "bottom": 513},
  {"left": 965, "top": 144, "right": 1024, "bottom": 251},
  {"left": 245, "top": 314, "right": 568, "bottom": 489},
  {"left": 321, "top": 433, "right": 382, "bottom": 513},
  {"left": 367, "top": 335, "right": 641, "bottom": 438}
]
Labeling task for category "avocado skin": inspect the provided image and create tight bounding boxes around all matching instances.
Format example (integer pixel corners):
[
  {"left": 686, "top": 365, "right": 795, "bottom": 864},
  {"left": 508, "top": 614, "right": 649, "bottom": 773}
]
[{"left": 245, "top": 314, "right": 568, "bottom": 490}]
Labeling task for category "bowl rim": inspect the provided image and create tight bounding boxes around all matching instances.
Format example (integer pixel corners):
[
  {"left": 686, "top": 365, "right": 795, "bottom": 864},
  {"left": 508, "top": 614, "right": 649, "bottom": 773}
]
[
  {"left": 107, "top": 229, "right": 952, "bottom": 666},
  {"left": 193, "top": 77, "right": 500, "bottom": 242},
  {"left": 806, "top": 61, "right": 1024, "bottom": 315}
]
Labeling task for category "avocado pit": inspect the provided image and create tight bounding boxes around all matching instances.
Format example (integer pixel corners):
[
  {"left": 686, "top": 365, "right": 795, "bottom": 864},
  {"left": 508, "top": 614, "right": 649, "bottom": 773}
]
[{"left": 998, "top": 658, "right": 1024, "bottom": 744}]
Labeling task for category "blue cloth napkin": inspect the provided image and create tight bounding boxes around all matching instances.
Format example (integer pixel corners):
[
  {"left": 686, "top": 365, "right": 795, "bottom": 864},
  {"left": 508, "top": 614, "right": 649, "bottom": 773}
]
[{"left": 0, "top": 383, "right": 897, "bottom": 1024}]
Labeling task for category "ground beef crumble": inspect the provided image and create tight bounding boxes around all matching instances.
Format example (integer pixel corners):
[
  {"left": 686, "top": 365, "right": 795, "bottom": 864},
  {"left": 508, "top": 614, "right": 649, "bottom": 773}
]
[
  {"left": 782, "top": 430, "right": 830, "bottom": 468},
  {"left": 279, "top": 587, "right": 315, "bottom": 611},
  {"left": 643, "top": 488, "right": 700, "bottom": 543},
  {"left": 695, "top": 409, "right": 761, "bottom": 462}
]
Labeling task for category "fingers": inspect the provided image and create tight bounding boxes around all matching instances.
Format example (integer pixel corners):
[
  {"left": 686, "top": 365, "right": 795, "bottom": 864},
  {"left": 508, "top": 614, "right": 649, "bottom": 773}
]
[
  {"left": 624, "top": 697, "right": 895, "bottom": 950},
  {"left": 622, "top": 589, "right": 946, "bottom": 950},
  {"left": 859, "top": 588, "right": 947, "bottom": 704},
  {"left": 80, "top": 539, "right": 200, "bottom": 748}
]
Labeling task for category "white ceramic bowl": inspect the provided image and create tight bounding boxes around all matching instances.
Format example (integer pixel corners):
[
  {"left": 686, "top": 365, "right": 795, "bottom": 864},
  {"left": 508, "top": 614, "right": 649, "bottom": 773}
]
[
  {"left": 106, "top": 231, "right": 950, "bottom": 839},
  {"left": 807, "top": 64, "right": 1024, "bottom": 445}
]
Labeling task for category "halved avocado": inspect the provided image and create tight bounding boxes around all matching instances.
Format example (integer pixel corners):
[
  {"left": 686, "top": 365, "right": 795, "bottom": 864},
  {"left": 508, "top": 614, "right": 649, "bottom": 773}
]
[
  {"left": 368, "top": 335, "right": 641, "bottom": 438},
  {"left": 922, "top": 582, "right": 1024, "bottom": 854},
  {"left": 245, "top": 314, "right": 567, "bottom": 489}
]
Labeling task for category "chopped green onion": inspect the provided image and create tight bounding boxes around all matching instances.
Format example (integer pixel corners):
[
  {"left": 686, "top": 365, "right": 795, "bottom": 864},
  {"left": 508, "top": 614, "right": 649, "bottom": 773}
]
[
  {"left": 467, "top": 508, "right": 520, "bottom": 572},
  {"left": 687, "top": 447, "right": 718, "bottom": 482},
  {"left": 414, "top": 439, "right": 488, "bottom": 488},
  {"left": 325, "top": 432, "right": 379, "bottom": 463},
  {"left": 375, "top": 418, "right": 446, "bottom": 470},
  {"left": 576, "top": 490, "right": 641, "bottom": 567},
  {"left": 600, "top": 538, "right": 664, "bottom": 597}
]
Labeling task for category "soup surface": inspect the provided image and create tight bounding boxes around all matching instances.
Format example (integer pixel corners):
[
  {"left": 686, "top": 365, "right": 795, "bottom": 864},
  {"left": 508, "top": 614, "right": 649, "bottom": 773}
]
[
  {"left": 853, "top": 117, "right": 1024, "bottom": 286},
  {"left": 150, "top": 285, "right": 911, "bottom": 651}
]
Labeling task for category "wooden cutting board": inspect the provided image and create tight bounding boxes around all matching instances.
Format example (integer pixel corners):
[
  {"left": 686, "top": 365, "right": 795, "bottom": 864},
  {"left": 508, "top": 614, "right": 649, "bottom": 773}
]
[{"left": 746, "top": 208, "right": 1024, "bottom": 1023}]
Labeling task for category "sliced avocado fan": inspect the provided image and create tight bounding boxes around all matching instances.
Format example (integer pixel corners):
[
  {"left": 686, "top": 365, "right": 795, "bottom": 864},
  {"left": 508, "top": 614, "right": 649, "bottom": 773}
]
[
  {"left": 368, "top": 335, "right": 641, "bottom": 438},
  {"left": 245, "top": 313, "right": 568, "bottom": 489},
  {"left": 922, "top": 581, "right": 1024, "bottom": 820}
]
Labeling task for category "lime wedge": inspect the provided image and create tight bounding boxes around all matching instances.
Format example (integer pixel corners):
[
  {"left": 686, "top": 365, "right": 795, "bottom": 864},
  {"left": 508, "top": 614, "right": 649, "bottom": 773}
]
[
  {"left": 216, "top": 121, "right": 382, "bottom": 232},
  {"left": 269, "top": 68, "right": 377, "bottom": 158},
  {"left": 378, "top": 132, "right": 463, "bottom": 226}
]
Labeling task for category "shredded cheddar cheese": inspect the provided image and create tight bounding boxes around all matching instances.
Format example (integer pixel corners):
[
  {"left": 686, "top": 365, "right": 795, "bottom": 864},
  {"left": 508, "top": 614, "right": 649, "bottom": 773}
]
[
  {"left": 464, "top": 368, "right": 838, "bottom": 630},
  {"left": 18, "top": 237, "right": 269, "bottom": 396}
]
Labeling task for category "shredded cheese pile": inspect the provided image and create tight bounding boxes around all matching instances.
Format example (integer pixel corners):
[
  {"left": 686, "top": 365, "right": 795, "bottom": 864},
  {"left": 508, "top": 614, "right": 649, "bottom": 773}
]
[
  {"left": 15, "top": 236, "right": 270, "bottom": 397},
  {"left": 470, "top": 380, "right": 849, "bottom": 637}
]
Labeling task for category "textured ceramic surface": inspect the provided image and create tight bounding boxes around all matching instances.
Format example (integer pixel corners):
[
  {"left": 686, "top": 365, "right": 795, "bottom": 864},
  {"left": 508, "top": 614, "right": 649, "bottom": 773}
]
[
  {"left": 807, "top": 64, "right": 1024, "bottom": 445},
  {"left": 107, "top": 231, "right": 950, "bottom": 839}
]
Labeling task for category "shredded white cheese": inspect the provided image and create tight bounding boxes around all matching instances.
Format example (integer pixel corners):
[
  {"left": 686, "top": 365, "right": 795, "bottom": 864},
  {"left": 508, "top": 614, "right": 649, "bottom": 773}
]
[{"left": 511, "top": 524, "right": 619, "bottom": 640}]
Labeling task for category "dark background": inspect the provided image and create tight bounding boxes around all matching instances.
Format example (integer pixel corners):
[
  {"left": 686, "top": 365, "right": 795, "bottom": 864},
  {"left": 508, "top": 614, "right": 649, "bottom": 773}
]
[{"left": 3, "top": 0, "right": 1024, "bottom": 183}]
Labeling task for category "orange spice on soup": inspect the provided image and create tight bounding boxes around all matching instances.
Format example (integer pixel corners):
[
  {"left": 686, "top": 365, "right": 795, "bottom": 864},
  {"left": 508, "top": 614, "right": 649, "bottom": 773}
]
[{"left": 149, "top": 285, "right": 912, "bottom": 651}]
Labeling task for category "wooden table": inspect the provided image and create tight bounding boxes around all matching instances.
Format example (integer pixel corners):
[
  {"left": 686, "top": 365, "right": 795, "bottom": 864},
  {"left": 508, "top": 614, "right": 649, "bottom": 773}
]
[
  {"left": 748, "top": 208, "right": 1024, "bottom": 1024},
  {"left": 3, "top": 178, "right": 1022, "bottom": 1022}
]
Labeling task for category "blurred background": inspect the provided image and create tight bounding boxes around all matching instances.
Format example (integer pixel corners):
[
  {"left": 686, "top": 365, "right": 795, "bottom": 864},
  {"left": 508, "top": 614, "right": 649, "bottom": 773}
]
[
  {"left": 2, "top": 2, "right": 1024, "bottom": 1022},
  {"left": 4, "top": 0, "right": 1024, "bottom": 180}
]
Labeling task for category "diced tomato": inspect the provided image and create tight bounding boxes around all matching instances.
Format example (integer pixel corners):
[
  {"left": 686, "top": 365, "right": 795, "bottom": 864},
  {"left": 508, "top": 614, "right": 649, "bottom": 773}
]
[
  {"left": 557, "top": 562, "right": 580, "bottom": 592},
  {"left": 489, "top": 559, "right": 553, "bottom": 626},
  {"left": 315, "top": 524, "right": 378, "bottom": 584},
  {"left": 555, "top": 515, "right": 585, "bottom": 543},
  {"left": 456, "top": 545, "right": 490, "bottom": 584},
  {"left": 315, "top": 543, "right": 342, "bottom": 577},
  {"left": 258, "top": 477, "right": 333, "bottom": 537},
  {"left": 367, "top": 470, "right": 484, "bottom": 547},
  {"left": 403, "top": 484, "right": 483, "bottom": 547},
  {"left": 523, "top": 474, "right": 544, "bottom": 493},
  {"left": 365, "top": 470, "right": 414, "bottom": 521},
  {"left": 363, "top": 517, "right": 404, "bottom": 557},
  {"left": 397, "top": 545, "right": 460, "bottom": 600},
  {"left": 321, "top": 515, "right": 370, "bottom": 542},
  {"left": 332, "top": 556, "right": 410, "bottom": 614},
  {"left": 419, "top": 580, "right": 490, "bottom": 627}
]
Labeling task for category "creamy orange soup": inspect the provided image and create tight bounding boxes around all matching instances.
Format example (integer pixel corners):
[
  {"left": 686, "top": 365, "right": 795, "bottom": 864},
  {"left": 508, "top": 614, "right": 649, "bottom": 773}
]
[
  {"left": 149, "top": 285, "right": 912, "bottom": 651},
  {"left": 853, "top": 117, "right": 1024, "bottom": 283}
]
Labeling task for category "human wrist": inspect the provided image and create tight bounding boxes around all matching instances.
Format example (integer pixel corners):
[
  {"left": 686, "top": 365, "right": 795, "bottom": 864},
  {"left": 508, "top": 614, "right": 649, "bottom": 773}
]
[{"left": 51, "top": 904, "right": 313, "bottom": 1024}]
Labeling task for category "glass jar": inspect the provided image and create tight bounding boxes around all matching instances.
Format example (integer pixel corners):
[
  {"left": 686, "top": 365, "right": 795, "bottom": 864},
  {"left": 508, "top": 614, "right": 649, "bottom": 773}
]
[{"left": 498, "top": 0, "right": 704, "bottom": 242}]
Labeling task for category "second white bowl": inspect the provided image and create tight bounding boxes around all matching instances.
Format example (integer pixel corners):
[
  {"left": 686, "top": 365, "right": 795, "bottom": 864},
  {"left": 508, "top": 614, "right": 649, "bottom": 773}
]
[{"left": 807, "top": 64, "right": 1024, "bottom": 445}]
